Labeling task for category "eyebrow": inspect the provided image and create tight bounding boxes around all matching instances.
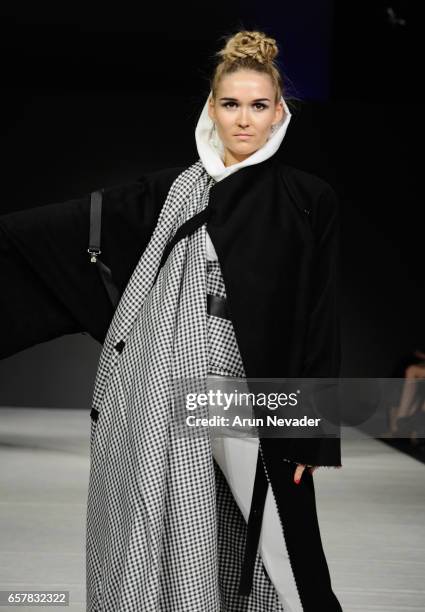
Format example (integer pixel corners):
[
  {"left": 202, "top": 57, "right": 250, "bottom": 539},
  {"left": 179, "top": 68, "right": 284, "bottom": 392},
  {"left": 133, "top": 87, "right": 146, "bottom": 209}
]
[{"left": 218, "top": 97, "right": 271, "bottom": 102}]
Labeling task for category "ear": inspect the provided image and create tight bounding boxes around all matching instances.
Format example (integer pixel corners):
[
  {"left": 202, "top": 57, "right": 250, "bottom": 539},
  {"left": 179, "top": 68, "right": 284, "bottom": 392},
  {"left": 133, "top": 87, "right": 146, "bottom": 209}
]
[
  {"left": 208, "top": 97, "right": 215, "bottom": 122},
  {"left": 273, "top": 100, "right": 284, "bottom": 126}
]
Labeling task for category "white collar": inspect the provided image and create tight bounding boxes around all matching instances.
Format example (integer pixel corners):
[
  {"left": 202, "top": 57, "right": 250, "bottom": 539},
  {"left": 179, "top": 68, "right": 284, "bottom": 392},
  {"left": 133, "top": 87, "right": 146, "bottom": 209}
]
[{"left": 195, "top": 90, "right": 292, "bottom": 182}]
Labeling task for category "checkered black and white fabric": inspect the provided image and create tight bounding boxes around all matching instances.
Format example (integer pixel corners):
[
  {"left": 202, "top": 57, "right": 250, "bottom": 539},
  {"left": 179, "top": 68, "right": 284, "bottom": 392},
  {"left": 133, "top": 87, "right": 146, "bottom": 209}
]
[{"left": 86, "top": 160, "right": 288, "bottom": 610}]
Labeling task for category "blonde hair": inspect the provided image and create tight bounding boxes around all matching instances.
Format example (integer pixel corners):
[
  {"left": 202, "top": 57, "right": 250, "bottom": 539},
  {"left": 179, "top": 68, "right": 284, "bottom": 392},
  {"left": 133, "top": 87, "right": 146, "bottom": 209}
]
[{"left": 210, "top": 30, "right": 284, "bottom": 105}]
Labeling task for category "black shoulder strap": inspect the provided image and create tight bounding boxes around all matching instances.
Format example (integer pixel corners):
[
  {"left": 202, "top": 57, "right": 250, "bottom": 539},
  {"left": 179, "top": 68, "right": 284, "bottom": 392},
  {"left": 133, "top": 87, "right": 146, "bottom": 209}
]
[
  {"left": 159, "top": 207, "right": 210, "bottom": 268},
  {"left": 152, "top": 206, "right": 211, "bottom": 286},
  {"left": 88, "top": 189, "right": 121, "bottom": 309}
]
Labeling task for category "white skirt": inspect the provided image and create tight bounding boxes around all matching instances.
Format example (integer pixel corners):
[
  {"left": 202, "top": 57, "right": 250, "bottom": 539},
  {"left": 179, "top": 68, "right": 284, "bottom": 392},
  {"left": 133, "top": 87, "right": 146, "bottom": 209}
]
[{"left": 206, "top": 374, "right": 303, "bottom": 612}]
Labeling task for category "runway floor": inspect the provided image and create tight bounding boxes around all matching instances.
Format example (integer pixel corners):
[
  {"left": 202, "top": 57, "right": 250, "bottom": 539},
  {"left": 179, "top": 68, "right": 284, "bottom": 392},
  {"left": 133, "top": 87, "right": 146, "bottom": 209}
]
[{"left": 0, "top": 407, "right": 424, "bottom": 611}]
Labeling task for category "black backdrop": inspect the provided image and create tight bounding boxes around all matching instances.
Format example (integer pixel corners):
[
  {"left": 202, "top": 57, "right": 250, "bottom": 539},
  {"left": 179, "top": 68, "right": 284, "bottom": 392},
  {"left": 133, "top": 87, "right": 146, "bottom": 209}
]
[{"left": 0, "top": 2, "right": 423, "bottom": 407}]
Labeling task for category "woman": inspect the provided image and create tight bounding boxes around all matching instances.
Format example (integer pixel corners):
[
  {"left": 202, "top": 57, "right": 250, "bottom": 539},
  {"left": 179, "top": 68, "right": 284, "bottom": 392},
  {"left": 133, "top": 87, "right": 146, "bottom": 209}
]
[{"left": 0, "top": 31, "right": 343, "bottom": 611}]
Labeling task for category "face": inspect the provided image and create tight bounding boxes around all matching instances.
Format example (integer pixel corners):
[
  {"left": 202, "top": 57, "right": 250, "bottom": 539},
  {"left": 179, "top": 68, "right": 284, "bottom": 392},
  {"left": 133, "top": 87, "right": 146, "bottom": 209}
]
[{"left": 208, "top": 69, "right": 284, "bottom": 166}]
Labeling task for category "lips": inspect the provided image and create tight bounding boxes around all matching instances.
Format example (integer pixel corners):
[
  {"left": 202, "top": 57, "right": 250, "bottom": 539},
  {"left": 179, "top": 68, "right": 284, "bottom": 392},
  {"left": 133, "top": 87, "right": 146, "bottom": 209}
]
[{"left": 234, "top": 134, "right": 253, "bottom": 138}]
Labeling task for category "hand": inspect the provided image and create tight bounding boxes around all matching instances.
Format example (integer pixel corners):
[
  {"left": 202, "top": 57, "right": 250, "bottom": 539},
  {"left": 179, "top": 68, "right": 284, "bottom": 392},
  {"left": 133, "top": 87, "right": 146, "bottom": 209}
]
[{"left": 293, "top": 464, "right": 317, "bottom": 484}]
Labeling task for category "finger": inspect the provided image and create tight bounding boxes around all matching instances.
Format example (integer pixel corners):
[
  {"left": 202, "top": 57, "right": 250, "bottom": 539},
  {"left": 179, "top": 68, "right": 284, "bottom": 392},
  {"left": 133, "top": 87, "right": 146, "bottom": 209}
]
[{"left": 294, "top": 464, "right": 305, "bottom": 484}]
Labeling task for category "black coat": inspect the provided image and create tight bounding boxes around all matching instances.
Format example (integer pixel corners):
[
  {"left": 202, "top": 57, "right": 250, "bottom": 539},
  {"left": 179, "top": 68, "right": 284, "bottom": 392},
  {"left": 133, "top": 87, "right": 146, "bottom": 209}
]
[{"left": 0, "top": 155, "right": 343, "bottom": 610}]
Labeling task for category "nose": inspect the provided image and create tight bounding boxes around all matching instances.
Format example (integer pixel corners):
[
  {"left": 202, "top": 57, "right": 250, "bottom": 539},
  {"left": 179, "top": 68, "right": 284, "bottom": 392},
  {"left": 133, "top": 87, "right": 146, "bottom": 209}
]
[{"left": 237, "top": 107, "right": 250, "bottom": 128}]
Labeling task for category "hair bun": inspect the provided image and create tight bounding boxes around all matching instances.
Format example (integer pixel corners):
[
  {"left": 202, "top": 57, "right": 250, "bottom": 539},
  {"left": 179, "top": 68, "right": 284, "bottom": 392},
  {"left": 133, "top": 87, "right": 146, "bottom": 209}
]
[{"left": 218, "top": 30, "right": 278, "bottom": 65}]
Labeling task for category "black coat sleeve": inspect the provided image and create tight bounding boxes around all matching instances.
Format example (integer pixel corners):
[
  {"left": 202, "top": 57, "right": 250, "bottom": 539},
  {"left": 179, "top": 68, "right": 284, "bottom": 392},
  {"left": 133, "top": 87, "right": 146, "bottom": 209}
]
[
  {"left": 275, "top": 182, "right": 342, "bottom": 468},
  {"left": 0, "top": 167, "right": 182, "bottom": 360},
  {"left": 301, "top": 182, "right": 341, "bottom": 380},
  {"left": 296, "top": 183, "right": 342, "bottom": 467}
]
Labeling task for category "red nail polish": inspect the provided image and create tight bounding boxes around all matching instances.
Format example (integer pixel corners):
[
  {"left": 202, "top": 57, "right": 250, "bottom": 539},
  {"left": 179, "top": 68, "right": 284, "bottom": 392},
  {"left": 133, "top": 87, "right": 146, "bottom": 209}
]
[{"left": 294, "top": 478, "right": 300, "bottom": 484}]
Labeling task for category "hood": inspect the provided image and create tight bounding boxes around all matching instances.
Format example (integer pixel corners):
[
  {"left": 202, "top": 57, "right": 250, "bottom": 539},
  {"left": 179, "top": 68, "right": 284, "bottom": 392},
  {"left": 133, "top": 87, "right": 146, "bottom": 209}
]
[{"left": 195, "top": 90, "right": 292, "bottom": 183}]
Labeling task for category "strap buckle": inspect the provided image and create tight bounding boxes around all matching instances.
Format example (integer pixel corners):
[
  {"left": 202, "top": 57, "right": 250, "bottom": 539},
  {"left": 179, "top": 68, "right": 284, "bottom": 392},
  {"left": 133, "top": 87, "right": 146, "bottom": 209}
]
[{"left": 87, "top": 247, "right": 101, "bottom": 263}]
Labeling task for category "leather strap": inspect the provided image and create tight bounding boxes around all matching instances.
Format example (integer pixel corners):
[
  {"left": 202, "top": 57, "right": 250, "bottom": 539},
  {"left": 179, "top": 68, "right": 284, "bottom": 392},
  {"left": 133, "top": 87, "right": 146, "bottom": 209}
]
[
  {"left": 88, "top": 190, "right": 102, "bottom": 255},
  {"left": 207, "top": 293, "right": 230, "bottom": 320},
  {"left": 88, "top": 189, "right": 121, "bottom": 309}
]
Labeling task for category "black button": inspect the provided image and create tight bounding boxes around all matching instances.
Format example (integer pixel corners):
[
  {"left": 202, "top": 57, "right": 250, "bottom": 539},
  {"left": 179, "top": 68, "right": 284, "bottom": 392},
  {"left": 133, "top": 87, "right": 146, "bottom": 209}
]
[{"left": 115, "top": 339, "right": 125, "bottom": 354}]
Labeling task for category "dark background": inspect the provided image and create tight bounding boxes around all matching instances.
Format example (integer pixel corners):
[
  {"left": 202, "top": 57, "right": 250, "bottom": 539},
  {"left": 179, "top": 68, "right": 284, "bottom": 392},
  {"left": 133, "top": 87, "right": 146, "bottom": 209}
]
[{"left": 0, "top": 1, "right": 423, "bottom": 408}]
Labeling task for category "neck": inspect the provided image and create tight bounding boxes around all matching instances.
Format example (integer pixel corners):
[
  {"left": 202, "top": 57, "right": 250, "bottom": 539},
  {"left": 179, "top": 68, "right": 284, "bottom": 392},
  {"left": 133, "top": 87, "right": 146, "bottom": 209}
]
[{"left": 223, "top": 148, "right": 255, "bottom": 167}]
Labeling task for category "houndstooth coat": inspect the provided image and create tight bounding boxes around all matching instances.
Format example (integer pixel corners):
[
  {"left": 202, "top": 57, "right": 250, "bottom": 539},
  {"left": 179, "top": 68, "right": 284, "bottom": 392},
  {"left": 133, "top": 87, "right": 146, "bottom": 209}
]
[{"left": 0, "top": 155, "right": 342, "bottom": 611}]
